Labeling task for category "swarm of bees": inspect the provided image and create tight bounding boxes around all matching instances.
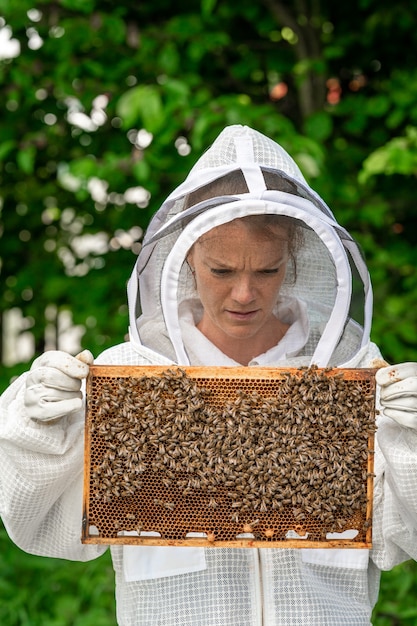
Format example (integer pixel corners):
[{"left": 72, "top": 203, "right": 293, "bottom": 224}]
[{"left": 85, "top": 366, "right": 376, "bottom": 543}]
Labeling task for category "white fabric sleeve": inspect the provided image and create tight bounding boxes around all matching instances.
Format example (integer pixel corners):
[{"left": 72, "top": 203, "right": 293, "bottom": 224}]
[
  {"left": 350, "top": 343, "right": 417, "bottom": 568},
  {"left": 0, "top": 372, "right": 105, "bottom": 561},
  {"left": 371, "top": 415, "right": 417, "bottom": 570}
]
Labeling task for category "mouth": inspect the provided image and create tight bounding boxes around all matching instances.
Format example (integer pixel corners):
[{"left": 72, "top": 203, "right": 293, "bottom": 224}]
[{"left": 226, "top": 309, "right": 259, "bottom": 321}]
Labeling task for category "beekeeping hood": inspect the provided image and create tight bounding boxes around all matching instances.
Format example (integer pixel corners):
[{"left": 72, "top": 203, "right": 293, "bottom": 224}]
[{"left": 127, "top": 125, "right": 372, "bottom": 367}]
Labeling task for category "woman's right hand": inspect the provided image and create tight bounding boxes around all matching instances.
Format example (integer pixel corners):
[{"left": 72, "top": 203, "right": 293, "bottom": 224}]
[{"left": 24, "top": 349, "right": 94, "bottom": 422}]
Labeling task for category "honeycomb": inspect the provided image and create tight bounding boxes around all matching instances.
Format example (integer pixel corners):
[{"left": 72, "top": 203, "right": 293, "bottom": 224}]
[{"left": 82, "top": 365, "right": 376, "bottom": 548}]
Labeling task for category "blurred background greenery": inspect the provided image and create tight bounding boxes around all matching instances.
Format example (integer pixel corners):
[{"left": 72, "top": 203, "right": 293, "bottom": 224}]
[{"left": 1, "top": 0, "right": 417, "bottom": 623}]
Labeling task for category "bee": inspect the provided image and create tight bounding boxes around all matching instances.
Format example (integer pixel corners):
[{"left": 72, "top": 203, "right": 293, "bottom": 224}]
[{"left": 163, "top": 501, "right": 176, "bottom": 512}]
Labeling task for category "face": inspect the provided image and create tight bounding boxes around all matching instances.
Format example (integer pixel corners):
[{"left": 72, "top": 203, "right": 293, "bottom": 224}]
[{"left": 187, "top": 219, "right": 289, "bottom": 358}]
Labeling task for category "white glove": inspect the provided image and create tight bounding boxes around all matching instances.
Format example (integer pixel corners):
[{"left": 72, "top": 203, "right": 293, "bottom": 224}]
[
  {"left": 24, "top": 349, "right": 94, "bottom": 422},
  {"left": 375, "top": 362, "right": 417, "bottom": 430}
]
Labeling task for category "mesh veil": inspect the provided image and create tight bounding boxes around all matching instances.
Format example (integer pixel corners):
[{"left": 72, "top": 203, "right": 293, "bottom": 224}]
[{"left": 127, "top": 125, "right": 372, "bottom": 367}]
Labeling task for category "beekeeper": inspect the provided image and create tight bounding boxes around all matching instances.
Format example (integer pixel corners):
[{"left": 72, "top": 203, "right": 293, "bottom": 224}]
[{"left": 1, "top": 125, "right": 417, "bottom": 626}]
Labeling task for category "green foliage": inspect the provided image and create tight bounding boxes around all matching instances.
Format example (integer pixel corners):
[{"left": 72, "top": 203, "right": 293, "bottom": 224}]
[
  {"left": 0, "top": 521, "right": 115, "bottom": 625},
  {"left": 1, "top": 0, "right": 417, "bottom": 622},
  {"left": 359, "top": 126, "right": 417, "bottom": 181},
  {"left": 2, "top": 0, "right": 416, "bottom": 384},
  {"left": 117, "top": 86, "right": 165, "bottom": 133},
  {"left": 372, "top": 560, "right": 417, "bottom": 625}
]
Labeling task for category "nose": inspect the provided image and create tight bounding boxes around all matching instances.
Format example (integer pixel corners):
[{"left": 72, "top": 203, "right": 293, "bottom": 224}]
[{"left": 231, "top": 275, "right": 256, "bottom": 304}]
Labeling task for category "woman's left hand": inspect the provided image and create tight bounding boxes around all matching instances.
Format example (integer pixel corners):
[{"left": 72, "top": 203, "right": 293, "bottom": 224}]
[{"left": 376, "top": 363, "right": 417, "bottom": 430}]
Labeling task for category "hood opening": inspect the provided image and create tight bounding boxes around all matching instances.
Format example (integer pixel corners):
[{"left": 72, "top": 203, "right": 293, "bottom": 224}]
[{"left": 127, "top": 125, "right": 372, "bottom": 368}]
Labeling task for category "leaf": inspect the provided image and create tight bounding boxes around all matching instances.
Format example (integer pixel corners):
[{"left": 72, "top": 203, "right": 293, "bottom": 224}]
[
  {"left": 16, "top": 144, "right": 36, "bottom": 174},
  {"left": 116, "top": 85, "right": 164, "bottom": 133},
  {"left": 59, "top": 0, "right": 97, "bottom": 12},
  {"left": 0, "top": 139, "right": 15, "bottom": 160},
  {"left": 359, "top": 131, "right": 417, "bottom": 182},
  {"left": 365, "top": 94, "right": 390, "bottom": 117},
  {"left": 68, "top": 156, "right": 100, "bottom": 179},
  {"left": 304, "top": 111, "right": 333, "bottom": 142},
  {"left": 132, "top": 159, "right": 151, "bottom": 183},
  {"left": 201, "top": 0, "right": 218, "bottom": 17}
]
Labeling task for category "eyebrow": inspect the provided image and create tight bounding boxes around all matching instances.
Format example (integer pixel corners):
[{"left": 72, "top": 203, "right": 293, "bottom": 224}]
[{"left": 205, "top": 255, "right": 288, "bottom": 269}]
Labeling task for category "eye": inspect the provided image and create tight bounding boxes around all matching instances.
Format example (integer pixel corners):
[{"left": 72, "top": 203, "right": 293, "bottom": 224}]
[
  {"left": 210, "top": 268, "right": 232, "bottom": 276},
  {"left": 258, "top": 267, "right": 286, "bottom": 276},
  {"left": 260, "top": 268, "right": 280, "bottom": 275},
  {"left": 259, "top": 259, "right": 287, "bottom": 275}
]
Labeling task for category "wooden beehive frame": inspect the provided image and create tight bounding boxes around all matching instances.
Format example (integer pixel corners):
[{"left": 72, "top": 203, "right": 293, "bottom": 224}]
[{"left": 82, "top": 365, "right": 376, "bottom": 548}]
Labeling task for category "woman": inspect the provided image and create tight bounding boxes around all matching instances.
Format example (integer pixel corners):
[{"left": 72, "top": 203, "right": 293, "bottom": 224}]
[
  {"left": 1, "top": 125, "right": 417, "bottom": 625},
  {"left": 186, "top": 214, "right": 296, "bottom": 365}
]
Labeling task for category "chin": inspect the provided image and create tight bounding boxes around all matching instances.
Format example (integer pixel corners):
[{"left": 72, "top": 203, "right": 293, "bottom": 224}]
[{"left": 224, "top": 328, "right": 260, "bottom": 340}]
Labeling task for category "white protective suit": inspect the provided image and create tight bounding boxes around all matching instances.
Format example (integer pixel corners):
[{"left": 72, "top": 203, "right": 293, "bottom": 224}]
[{"left": 1, "top": 125, "right": 417, "bottom": 626}]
